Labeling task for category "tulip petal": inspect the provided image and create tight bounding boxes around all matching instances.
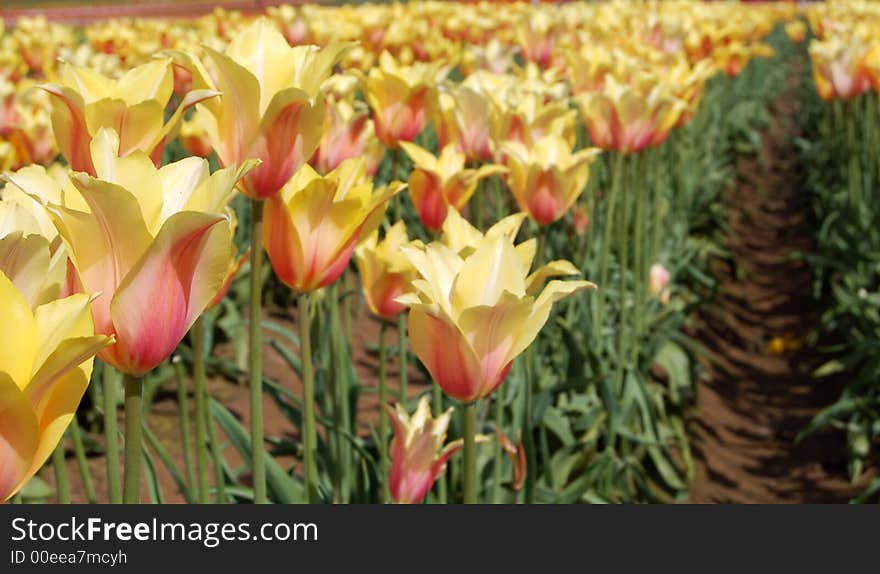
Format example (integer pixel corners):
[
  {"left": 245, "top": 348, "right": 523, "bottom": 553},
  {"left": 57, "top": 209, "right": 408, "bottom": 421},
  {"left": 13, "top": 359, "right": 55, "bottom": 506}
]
[
  {"left": 525, "top": 259, "right": 581, "bottom": 295},
  {"left": 116, "top": 58, "right": 173, "bottom": 107},
  {"left": 225, "top": 18, "right": 296, "bottom": 113},
  {"left": 40, "top": 84, "right": 94, "bottom": 173},
  {"left": 408, "top": 308, "right": 483, "bottom": 402},
  {"left": 452, "top": 236, "right": 526, "bottom": 313},
  {"left": 0, "top": 373, "right": 38, "bottom": 501},
  {"left": 512, "top": 279, "right": 596, "bottom": 359},
  {"left": 244, "top": 88, "right": 320, "bottom": 198},
  {"left": 0, "top": 271, "right": 37, "bottom": 389},
  {"left": 0, "top": 232, "right": 51, "bottom": 309},
  {"left": 110, "top": 211, "right": 230, "bottom": 375}
]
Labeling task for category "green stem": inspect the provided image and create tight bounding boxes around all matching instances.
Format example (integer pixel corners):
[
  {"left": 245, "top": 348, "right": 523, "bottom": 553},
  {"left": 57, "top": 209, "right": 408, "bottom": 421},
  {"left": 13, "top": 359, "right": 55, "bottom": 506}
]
[
  {"left": 522, "top": 354, "right": 537, "bottom": 504},
  {"left": 172, "top": 357, "right": 195, "bottom": 495},
  {"left": 192, "top": 317, "right": 210, "bottom": 504},
  {"left": 432, "top": 384, "right": 447, "bottom": 503},
  {"left": 69, "top": 417, "right": 96, "bottom": 504},
  {"left": 397, "top": 313, "right": 408, "bottom": 408},
  {"left": 617, "top": 153, "right": 631, "bottom": 393},
  {"left": 53, "top": 442, "right": 70, "bottom": 504},
  {"left": 491, "top": 393, "right": 504, "bottom": 504},
  {"left": 299, "top": 293, "right": 320, "bottom": 503},
  {"left": 249, "top": 198, "right": 266, "bottom": 504},
  {"left": 462, "top": 401, "right": 476, "bottom": 504},
  {"left": 329, "top": 284, "right": 351, "bottom": 503},
  {"left": 593, "top": 152, "right": 625, "bottom": 341},
  {"left": 378, "top": 322, "right": 390, "bottom": 503},
  {"left": 206, "top": 402, "right": 227, "bottom": 503},
  {"left": 631, "top": 153, "right": 646, "bottom": 364},
  {"left": 123, "top": 374, "right": 143, "bottom": 504},
  {"left": 103, "top": 363, "right": 121, "bottom": 504}
]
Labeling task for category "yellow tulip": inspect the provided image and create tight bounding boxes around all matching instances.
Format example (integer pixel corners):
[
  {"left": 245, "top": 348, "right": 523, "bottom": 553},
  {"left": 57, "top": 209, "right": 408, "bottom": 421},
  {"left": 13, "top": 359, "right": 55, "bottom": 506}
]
[
  {"left": 400, "top": 141, "right": 505, "bottom": 232},
  {"left": 498, "top": 135, "right": 600, "bottom": 226},
  {"left": 354, "top": 221, "right": 416, "bottom": 321},
  {"left": 176, "top": 18, "right": 350, "bottom": 198},
  {"left": 0, "top": 270, "right": 111, "bottom": 501},
  {"left": 362, "top": 51, "right": 445, "bottom": 148},
  {"left": 264, "top": 157, "right": 404, "bottom": 293},
  {"left": 433, "top": 85, "right": 497, "bottom": 163},
  {"left": 5, "top": 128, "right": 255, "bottom": 376},
  {"left": 41, "top": 58, "right": 218, "bottom": 175},
  {"left": 397, "top": 216, "right": 594, "bottom": 402}
]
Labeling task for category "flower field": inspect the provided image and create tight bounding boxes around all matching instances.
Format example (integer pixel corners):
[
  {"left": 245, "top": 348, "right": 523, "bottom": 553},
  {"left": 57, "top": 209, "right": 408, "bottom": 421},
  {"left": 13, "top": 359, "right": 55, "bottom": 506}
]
[{"left": 0, "top": 0, "right": 877, "bottom": 506}]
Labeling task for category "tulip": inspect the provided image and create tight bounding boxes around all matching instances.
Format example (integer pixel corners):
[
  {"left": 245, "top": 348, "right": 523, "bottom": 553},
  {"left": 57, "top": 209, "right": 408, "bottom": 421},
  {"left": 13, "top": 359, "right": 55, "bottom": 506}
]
[
  {"left": 175, "top": 18, "right": 349, "bottom": 199},
  {"left": 495, "top": 93, "right": 578, "bottom": 151},
  {"left": 433, "top": 86, "right": 496, "bottom": 163},
  {"left": 354, "top": 221, "right": 416, "bottom": 321},
  {"left": 5, "top": 128, "right": 251, "bottom": 377},
  {"left": 40, "top": 58, "right": 218, "bottom": 175},
  {"left": 495, "top": 427, "right": 527, "bottom": 492},
  {"left": 385, "top": 397, "right": 463, "bottom": 504},
  {"left": 401, "top": 141, "right": 505, "bottom": 232},
  {"left": 809, "top": 37, "right": 872, "bottom": 101},
  {"left": 311, "top": 96, "right": 383, "bottom": 176},
  {"left": 264, "top": 157, "right": 404, "bottom": 294},
  {"left": 398, "top": 219, "right": 594, "bottom": 404},
  {"left": 362, "top": 51, "right": 445, "bottom": 148},
  {"left": 649, "top": 262, "right": 670, "bottom": 305},
  {"left": 576, "top": 77, "right": 687, "bottom": 154},
  {"left": 0, "top": 270, "right": 111, "bottom": 501},
  {"left": 498, "top": 135, "right": 600, "bottom": 225}
]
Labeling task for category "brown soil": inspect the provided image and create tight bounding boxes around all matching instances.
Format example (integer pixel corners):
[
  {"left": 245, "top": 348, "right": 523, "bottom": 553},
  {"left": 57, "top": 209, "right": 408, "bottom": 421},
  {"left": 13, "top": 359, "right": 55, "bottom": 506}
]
[{"left": 686, "top": 67, "right": 875, "bottom": 503}]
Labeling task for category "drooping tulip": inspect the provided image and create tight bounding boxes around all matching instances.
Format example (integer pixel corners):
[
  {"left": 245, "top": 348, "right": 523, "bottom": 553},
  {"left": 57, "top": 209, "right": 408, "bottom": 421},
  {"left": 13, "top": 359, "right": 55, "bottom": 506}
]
[
  {"left": 176, "top": 18, "right": 350, "bottom": 198},
  {"left": 354, "top": 221, "right": 416, "bottom": 321},
  {"left": 386, "top": 397, "right": 463, "bottom": 505},
  {"left": 0, "top": 270, "right": 112, "bottom": 501},
  {"left": 40, "top": 58, "right": 218, "bottom": 174},
  {"left": 5, "top": 128, "right": 254, "bottom": 376},
  {"left": 498, "top": 135, "right": 600, "bottom": 226},
  {"left": 397, "top": 217, "right": 595, "bottom": 403},
  {"left": 263, "top": 157, "right": 404, "bottom": 293},
  {"left": 401, "top": 141, "right": 505, "bottom": 232},
  {"left": 362, "top": 51, "right": 445, "bottom": 148}
]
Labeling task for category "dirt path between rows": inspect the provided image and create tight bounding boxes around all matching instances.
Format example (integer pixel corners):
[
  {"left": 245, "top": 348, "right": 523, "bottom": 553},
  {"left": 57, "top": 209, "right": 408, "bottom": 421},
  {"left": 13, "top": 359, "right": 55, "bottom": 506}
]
[{"left": 687, "top": 62, "right": 872, "bottom": 503}]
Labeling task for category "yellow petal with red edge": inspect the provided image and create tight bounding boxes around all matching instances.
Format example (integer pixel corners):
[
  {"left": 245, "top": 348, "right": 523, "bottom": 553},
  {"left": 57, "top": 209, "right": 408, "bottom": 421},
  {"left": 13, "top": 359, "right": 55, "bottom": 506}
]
[
  {"left": 0, "top": 271, "right": 37, "bottom": 389},
  {"left": 183, "top": 160, "right": 259, "bottom": 216},
  {"left": 0, "top": 372, "right": 38, "bottom": 501},
  {"left": 243, "top": 87, "right": 319, "bottom": 199},
  {"left": 201, "top": 46, "right": 261, "bottom": 166},
  {"left": 400, "top": 141, "right": 438, "bottom": 171},
  {"left": 525, "top": 259, "right": 581, "bottom": 295},
  {"left": 0, "top": 233, "right": 51, "bottom": 309},
  {"left": 407, "top": 308, "right": 483, "bottom": 402},
  {"left": 263, "top": 194, "right": 306, "bottom": 290},
  {"left": 109, "top": 211, "right": 230, "bottom": 375},
  {"left": 40, "top": 84, "right": 94, "bottom": 173}
]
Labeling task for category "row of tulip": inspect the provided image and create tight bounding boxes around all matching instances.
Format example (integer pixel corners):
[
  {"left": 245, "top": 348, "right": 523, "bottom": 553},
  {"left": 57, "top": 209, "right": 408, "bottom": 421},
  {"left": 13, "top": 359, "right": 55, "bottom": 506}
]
[
  {"left": 0, "top": 1, "right": 796, "bottom": 504},
  {"left": 801, "top": 1, "right": 880, "bottom": 502}
]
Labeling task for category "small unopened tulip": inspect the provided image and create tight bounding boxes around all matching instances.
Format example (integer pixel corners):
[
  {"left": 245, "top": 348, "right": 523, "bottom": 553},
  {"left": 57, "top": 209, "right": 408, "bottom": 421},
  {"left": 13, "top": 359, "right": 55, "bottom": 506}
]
[
  {"left": 649, "top": 263, "right": 670, "bottom": 305},
  {"left": 386, "top": 397, "right": 463, "bottom": 504},
  {"left": 495, "top": 427, "right": 527, "bottom": 492}
]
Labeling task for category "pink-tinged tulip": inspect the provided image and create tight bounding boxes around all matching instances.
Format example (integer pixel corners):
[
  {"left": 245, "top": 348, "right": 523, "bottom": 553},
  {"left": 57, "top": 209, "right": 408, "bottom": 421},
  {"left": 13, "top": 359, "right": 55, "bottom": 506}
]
[
  {"left": 397, "top": 214, "right": 595, "bottom": 402},
  {"left": 498, "top": 136, "right": 600, "bottom": 226},
  {"left": 433, "top": 86, "right": 496, "bottom": 163},
  {"left": 6, "top": 128, "right": 254, "bottom": 376},
  {"left": 401, "top": 141, "right": 505, "bottom": 232},
  {"left": 0, "top": 271, "right": 111, "bottom": 501},
  {"left": 649, "top": 263, "right": 671, "bottom": 305},
  {"left": 809, "top": 37, "right": 873, "bottom": 101},
  {"left": 354, "top": 221, "right": 416, "bottom": 320},
  {"left": 386, "top": 397, "right": 463, "bottom": 504},
  {"left": 576, "top": 77, "right": 687, "bottom": 154},
  {"left": 264, "top": 157, "right": 404, "bottom": 293},
  {"left": 40, "top": 58, "right": 218, "bottom": 175},
  {"left": 310, "top": 96, "right": 383, "bottom": 176},
  {"left": 175, "top": 18, "right": 349, "bottom": 198},
  {"left": 362, "top": 51, "right": 445, "bottom": 148}
]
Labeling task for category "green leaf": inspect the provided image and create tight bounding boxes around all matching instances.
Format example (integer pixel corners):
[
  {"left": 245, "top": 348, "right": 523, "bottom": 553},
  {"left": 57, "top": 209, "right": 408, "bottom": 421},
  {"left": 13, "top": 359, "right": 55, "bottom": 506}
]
[{"left": 653, "top": 342, "right": 691, "bottom": 405}]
